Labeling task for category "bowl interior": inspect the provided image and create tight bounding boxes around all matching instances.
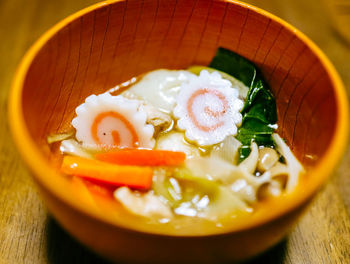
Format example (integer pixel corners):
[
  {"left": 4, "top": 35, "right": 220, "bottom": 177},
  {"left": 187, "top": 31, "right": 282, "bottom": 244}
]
[{"left": 15, "top": 0, "right": 345, "bottom": 234}]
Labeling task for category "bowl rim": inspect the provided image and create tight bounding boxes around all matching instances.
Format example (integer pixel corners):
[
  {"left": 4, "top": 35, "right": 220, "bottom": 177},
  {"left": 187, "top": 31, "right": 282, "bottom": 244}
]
[{"left": 8, "top": 0, "right": 349, "bottom": 236}]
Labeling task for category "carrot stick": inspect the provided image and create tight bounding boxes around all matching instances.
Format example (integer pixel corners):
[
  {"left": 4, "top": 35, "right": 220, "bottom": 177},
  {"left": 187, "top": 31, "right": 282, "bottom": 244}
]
[
  {"left": 61, "top": 156, "right": 153, "bottom": 190},
  {"left": 70, "top": 176, "right": 99, "bottom": 210},
  {"left": 71, "top": 177, "right": 119, "bottom": 215},
  {"left": 81, "top": 178, "right": 116, "bottom": 200},
  {"left": 95, "top": 149, "right": 186, "bottom": 166}
]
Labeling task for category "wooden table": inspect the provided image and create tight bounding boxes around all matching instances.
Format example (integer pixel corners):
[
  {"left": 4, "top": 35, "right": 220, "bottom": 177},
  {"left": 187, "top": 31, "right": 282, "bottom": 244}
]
[{"left": 1, "top": 0, "right": 349, "bottom": 263}]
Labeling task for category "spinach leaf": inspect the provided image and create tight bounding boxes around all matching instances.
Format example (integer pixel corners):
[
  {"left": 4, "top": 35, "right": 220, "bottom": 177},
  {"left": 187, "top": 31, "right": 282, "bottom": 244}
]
[
  {"left": 209, "top": 47, "right": 277, "bottom": 161},
  {"left": 209, "top": 47, "right": 256, "bottom": 88},
  {"left": 238, "top": 146, "right": 251, "bottom": 163},
  {"left": 244, "top": 90, "right": 277, "bottom": 124}
]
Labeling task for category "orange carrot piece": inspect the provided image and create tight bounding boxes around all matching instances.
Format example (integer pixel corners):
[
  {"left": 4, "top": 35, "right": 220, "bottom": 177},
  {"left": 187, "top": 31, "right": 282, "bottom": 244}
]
[
  {"left": 81, "top": 178, "right": 116, "bottom": 200},
  {"left": 71, "top": 177, "right": 119, "bottom": 215},
  {"left": 95, "top": 149, "right": 186, "bottom": 166},
  {"left": 61, "top": 156, "right": 153, "bottom": 190},
  {"left": 70, "top": 176, "right": 99, "bottom": 211}
]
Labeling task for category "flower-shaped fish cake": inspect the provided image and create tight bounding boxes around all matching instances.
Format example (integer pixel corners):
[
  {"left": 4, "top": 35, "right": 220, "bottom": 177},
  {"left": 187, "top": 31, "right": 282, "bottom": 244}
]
[
  {"left": 72, "top": 93, "right": 155, "bottom": 149},
  {"left": 174, "top": 70, "right": 243, "bottom": 146}
]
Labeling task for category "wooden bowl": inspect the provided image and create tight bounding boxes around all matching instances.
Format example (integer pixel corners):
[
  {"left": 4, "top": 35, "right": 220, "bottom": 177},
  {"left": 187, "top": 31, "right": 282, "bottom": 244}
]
[{"left": 9, "top": 0, "right": 349, "bottom": 263}]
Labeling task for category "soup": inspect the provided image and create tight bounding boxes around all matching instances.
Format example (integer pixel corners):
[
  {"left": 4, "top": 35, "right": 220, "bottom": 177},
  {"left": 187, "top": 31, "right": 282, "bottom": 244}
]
[{"left": 52, "top": 48, "right": 304, "bottom": 234}]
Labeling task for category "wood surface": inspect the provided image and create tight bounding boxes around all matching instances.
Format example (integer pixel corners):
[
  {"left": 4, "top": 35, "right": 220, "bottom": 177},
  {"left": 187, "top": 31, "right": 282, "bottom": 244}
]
[{"left": 1, "top": 0, "right": 350, "bottom": 263}]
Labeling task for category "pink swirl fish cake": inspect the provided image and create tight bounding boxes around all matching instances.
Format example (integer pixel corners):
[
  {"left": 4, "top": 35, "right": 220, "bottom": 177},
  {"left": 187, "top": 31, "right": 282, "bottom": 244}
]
[
  {"left": 174, "top": 70, "right": 243, "bottom": 146},
  {"left": 72, "top": 93, "right": 155, "bottom": 149}
]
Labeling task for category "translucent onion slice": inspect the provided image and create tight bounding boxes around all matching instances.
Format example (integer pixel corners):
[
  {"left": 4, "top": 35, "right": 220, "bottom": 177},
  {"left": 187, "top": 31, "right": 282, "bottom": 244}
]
[
  {"left": 239, "top": 142, "right": 259, "bottom": 174},
  {"left": 60, "top": 139, "right": 95, "bottom": 159},
  {"left": 210, "top": 135, "right": 242, "bottom": 165},
  {"left": 47, "top": 130, "right": 74, "bottom": 144},
  {"left": 272, "top": 134, "right": 305, "bottom": 191}
]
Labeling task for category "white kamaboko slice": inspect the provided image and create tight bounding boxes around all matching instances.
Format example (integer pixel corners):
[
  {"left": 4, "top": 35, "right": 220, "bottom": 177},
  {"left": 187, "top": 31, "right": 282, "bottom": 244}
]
[
  {"left": 72, "top": 93, "right": 155, "bottom": 149},
  {"left": 174, "top": 70, "right": 243, "bottom": 146}
]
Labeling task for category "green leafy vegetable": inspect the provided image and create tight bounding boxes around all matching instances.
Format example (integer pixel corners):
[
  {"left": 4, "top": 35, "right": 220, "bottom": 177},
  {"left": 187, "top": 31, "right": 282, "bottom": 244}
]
[
  {"left": 209, "top": 48, "right": 256, "bottom": 88},
  {"left": 236, "top": 119, "right": 274, "bottom": 145},
  {"left": 209, "top": 47, "right": 277, "bottom": 162}
]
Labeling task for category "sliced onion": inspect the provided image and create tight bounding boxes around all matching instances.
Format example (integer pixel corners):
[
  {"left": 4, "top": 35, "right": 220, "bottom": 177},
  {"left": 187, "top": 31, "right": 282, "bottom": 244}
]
[
  {"left": 272, "top": 134, "right": 305, "bottom": 191},
  {"left": 211, "top": 135, "right": 242, "bottom": 165},
  {"left": 239, "top": 142, "right": 259, "bottom": 174},
  {"left": 47, "top": 130, "right": 74, "bottom": 144},
  {"left": 60, "top": 139, "right": 95, "bottom": 159}
]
